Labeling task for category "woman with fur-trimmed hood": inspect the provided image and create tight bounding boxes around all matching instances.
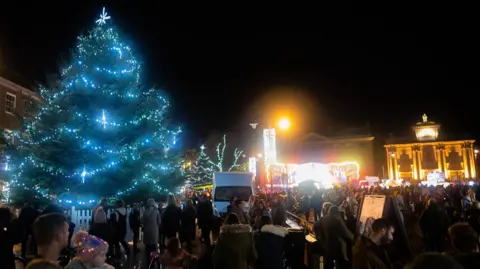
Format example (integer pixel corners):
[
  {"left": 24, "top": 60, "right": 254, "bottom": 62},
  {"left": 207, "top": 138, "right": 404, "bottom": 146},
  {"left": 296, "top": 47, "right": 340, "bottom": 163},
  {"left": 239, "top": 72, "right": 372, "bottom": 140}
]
[
  {"left": 213, "top": 213, "right": 257, "bottom": 269},
  {"left": 254, "top": 216, "right": 289, "bottom": 269}
]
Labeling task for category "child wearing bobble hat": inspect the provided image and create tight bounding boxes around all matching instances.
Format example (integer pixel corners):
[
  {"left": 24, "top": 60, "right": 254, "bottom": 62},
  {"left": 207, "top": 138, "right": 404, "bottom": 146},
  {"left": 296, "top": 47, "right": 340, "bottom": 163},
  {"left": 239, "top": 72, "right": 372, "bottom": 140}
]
[{"left": 65, "top": 231, "right": 114, "bottom": 269}]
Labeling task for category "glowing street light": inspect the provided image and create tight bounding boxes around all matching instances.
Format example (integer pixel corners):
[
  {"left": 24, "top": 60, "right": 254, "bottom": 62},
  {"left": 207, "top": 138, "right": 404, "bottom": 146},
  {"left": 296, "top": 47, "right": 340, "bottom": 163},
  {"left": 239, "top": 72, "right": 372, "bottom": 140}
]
[{"left": 278, "top": 117, "right": 291, "bottom": 130}]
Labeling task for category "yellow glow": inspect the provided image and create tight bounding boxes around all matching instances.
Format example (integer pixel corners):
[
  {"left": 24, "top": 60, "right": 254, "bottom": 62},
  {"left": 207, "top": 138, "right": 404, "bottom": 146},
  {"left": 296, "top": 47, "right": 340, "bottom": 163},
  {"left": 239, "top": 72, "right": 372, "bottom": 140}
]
[
  {"left": 385, "top": 139, "right": 476, "bottom": 181},
  {"left": 416, "top": 128, "right": 438, "bottom": 139},
  {"left": 278, "top": 117, "right": 291, "bottom": 130},
  {"left": 286, "top": 161, "right": 361, "bottom": 181}
]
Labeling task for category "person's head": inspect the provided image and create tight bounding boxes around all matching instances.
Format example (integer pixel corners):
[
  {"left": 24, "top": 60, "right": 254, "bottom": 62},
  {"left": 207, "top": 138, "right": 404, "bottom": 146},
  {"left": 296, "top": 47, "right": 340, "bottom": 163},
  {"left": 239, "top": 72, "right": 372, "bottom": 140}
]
[
  {"left": 167, "top": 195, "right": 177, "bottom": 207},
  {"left": 72, "top": 231, "right": 108, "bottom": 267},
  {"left": 259, "top": 216, "right": 272, "bottom": 229},
  {"left": 371, "top": 218, "right": 394, "bottom": 245},
  {"left": 225, "top": 213, "right": 240, "bottom": 225},
  {"left": 147, "top": 198, "right": 155, "bottom": 208},
  {"left": 229, "top": 197, "right": 236, "bottom": 205},
  {"left": 327, "top": 206, "right": 341, "bottom": 217},
  {"left": 25, "top": 259, "right": 62, "bottom": 269},
  {"left": 33, "top": 213, "right": 69, "bottom": 249},
  {"left": 448, "top": 222, "right": 479, "bottom": 253},
  {"left": 407, "top": 253, "right": 464, "bottom": 269},
  {"left": 258, "top": 200, "right": 265, "bottom": 209},
  {"left": 100, "top": 198, "right": 107, "bottom": 207},
  {"left": 0, "top": 207, "right": 13, "bottom": 228},
  {"left": 115, "top": 200, "right": 125, "bottom": 208},
  {"left": 234, "top": 198, "right": 244, "bottom": 207},
  {"left": 186, "top": 199, "right": 194, "bottom": 209},
  {"left": 322, "top": 202, "right": 332, "bottom": 216},
  {"left": 166, "top": 237, "right": 181, "bottom": 257}
]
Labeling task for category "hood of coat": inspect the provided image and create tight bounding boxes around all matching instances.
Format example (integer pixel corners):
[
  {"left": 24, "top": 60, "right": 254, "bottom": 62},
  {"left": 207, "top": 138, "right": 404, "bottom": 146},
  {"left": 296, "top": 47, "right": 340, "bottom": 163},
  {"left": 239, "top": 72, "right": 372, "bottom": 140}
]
[
  {"left": 220, "top": 224, "right": 252, "bottom": 234},
  {"left": 260, "top": 224, "right": 289, "bottom": 238},
  {"left": 115, "top": 207, "right": 127, "bottom": 215}
]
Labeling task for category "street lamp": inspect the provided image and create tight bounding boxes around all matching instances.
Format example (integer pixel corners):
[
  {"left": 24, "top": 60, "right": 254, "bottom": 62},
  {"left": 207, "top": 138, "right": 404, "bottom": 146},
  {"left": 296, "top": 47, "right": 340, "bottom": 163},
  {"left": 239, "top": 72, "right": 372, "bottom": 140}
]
[{"left": 278, "top": 117, "right": 291, "bottom": 130}]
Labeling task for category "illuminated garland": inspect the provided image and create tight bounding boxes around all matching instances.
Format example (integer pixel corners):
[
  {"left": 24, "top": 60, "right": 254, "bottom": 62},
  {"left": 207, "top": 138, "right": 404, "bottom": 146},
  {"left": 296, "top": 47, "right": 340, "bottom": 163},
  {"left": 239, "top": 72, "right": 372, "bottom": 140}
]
[
  {"left": 2, "top": 7, "right": 183, "bottom": 201},
  {"left": 187, "top": 134, "right": 246, "bottom": 185}
]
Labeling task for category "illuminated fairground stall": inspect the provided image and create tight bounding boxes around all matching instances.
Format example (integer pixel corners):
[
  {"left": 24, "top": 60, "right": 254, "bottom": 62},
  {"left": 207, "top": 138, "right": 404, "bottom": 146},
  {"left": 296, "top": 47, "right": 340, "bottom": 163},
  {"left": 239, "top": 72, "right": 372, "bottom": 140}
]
[
  {"left": 248, "top": 127, "right": 368, "bottom": 189},
  {"left": 249, "top": 160, "right": 361, "bottom": 189}
]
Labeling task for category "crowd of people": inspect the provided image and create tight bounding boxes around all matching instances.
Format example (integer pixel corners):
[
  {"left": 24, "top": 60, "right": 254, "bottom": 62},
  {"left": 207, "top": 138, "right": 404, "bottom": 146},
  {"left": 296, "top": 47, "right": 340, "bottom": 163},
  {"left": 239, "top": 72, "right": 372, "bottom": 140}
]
[
  {"left": 295, "top": 183, "right": 480, "bottom": 269},
  {"left": 3, "top": 182, "right": 480, "bottom": 269}
]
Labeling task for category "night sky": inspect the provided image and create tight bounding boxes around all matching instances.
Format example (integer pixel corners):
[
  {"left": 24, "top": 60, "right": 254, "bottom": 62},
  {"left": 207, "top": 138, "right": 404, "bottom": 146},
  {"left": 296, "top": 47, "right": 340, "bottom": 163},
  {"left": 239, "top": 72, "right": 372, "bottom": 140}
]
[{"left": 1, "top": 2, "right": 478, "bottom": 146}]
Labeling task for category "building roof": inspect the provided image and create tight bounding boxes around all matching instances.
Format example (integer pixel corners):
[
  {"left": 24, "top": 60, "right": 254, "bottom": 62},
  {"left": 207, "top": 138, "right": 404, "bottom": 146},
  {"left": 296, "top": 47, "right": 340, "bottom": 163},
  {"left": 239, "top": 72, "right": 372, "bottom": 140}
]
[
  {"left": 385, "top": 134, "right": 475, "bottom": 146},
  {"left": 0, "top": 65, "right": 36, "bottom": 91}
]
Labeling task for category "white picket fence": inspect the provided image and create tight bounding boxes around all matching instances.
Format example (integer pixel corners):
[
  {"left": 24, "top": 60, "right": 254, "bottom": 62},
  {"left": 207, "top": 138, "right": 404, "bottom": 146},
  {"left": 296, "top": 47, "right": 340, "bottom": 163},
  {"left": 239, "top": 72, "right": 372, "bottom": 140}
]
[{"left": 67, "top": 206, "right": 146, "bottom": 242}]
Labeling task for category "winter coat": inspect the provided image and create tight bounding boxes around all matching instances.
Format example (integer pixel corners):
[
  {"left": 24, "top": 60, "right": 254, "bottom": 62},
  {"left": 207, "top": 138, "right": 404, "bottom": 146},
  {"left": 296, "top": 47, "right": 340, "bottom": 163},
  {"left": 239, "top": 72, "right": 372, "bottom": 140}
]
[
  {"left": 318, "top": 214, "right": 353, "bottom": 260},
  {"left": 180, "top": 207, "right": 197, "bottom": 243},
  {"left": 352, "top": 236, "right": 393, "bottom": 269},
  {"left": 141, "top": 206, "right": 161, "bottom": 245},
  {"left": 213, "top": 224, "right": 257, "bottom": 269},
  {"left": 254, "top": 224, "right": 288, "bottom": 269},
  {"left": 66, "top": 258, "right": 114, "bottom": 269},
  {"left": 161, "top": 205, "right": 182, "bottom": 238},
  {"left": 196, "top": 200, "right": 213, "bottom": 229}
]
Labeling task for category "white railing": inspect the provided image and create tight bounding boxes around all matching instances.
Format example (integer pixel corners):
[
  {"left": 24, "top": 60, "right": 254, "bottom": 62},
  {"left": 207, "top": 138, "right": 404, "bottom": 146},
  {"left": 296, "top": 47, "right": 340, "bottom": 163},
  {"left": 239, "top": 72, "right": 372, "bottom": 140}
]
[{"left": 68, "top": 206, "right": 146, "bottom": 242}]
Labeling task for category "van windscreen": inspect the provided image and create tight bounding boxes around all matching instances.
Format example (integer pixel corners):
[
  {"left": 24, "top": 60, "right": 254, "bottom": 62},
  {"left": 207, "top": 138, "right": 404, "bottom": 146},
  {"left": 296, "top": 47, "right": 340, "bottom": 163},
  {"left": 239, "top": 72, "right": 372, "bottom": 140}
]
[{"left": 214, "top": 186, "right": 252, "bottom": 202}]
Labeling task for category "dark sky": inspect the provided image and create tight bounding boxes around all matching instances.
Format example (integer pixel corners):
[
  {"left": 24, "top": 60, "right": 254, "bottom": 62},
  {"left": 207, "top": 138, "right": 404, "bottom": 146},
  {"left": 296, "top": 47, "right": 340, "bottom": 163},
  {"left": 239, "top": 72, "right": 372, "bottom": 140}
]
[{"left": 0, "top": 2, "right": 479, "bottom": 146}]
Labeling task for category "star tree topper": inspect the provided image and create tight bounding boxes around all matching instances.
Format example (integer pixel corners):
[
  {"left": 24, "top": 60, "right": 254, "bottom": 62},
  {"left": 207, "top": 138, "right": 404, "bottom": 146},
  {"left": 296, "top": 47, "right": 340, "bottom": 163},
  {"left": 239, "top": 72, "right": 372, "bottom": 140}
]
[{"left": 96, "top": 7, "right": 111, "bottom": 25}]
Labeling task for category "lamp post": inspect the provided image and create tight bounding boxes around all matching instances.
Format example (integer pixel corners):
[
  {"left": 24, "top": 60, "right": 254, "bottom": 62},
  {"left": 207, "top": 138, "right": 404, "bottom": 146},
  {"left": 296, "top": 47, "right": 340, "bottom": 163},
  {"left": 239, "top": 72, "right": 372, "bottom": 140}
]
[{"left": 249, "top": 117, "right": 291, "bottom": 192}]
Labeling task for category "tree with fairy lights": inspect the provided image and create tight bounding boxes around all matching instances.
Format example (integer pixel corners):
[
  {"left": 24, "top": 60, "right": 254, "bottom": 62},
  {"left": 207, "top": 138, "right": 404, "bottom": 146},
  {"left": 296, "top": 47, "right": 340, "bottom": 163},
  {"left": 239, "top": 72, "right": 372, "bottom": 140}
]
[
  {"left": 187, "top": 134, "right": 246, "bottom": 185},
  {"left": 3, "top": 8, "right": 182, "bottom": 200}
]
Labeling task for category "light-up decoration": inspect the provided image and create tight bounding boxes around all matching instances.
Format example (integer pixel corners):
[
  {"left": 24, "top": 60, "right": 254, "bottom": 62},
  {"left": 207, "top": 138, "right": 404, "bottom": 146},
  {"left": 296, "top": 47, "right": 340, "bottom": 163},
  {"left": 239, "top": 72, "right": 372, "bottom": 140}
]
[
  {"left": 283, "top": 161, "right": 360, "bottom": 186},
  {"left": 328, "top": 161, "right": 360, "bottom": 182},
  {"left": 248, "top": 157, "right": 257, "bottom": 176},
  {"left": 96, "top": 7, "right": 111, "bottom": 25},
  {"left": 1, "top": 181, "right": 10, "bottom": 202},
  {"left": 267, "top": 163, "right": 288, "bottom": 185},
  {"left": 415, "top": 128, "right": 439, "bottom": 140},
  {"left": 287, "top": 164, "right": 299, "bottom": 184},
  {"left": 414, "top": 114, "right": 440, "bottom": 141},
  {"left": 426, "top": 171, "right": 445, "bottom": 183},
  {"left": 295, "top": 163, "right": 336, "bottom": 188},
  {"left": 1, "top": 7, "right": 182, "bottom": 199},
  {"left": 263, "top": 128, "right": 277, "bottom": 165}
]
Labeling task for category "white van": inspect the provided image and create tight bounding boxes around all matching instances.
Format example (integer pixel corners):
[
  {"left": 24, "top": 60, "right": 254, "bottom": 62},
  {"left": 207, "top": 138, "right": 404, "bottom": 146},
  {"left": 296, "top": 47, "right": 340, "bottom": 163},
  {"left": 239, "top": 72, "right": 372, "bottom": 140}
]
[{"left": 212, "top": 172, "right": 255, "bottom": 215}]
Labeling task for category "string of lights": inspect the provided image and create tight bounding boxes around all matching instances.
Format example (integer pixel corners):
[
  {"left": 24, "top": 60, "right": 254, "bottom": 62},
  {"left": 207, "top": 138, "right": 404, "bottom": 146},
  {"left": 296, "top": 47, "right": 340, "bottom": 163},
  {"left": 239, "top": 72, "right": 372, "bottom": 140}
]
[
  {"left": 187, "top": 134, "right": 246, "bottom": 185},
  {"left": 2, "top": 7, "right": 183, "bottom": 201}
]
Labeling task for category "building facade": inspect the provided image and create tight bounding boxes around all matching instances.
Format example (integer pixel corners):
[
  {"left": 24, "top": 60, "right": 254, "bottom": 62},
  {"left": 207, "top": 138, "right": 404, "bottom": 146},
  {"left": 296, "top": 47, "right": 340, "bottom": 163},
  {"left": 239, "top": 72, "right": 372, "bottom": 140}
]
[
  {"left": 291, "top": 132, "right": 376, "bottom": 180},
  {"left": 385, "top": 114, "right": 476, "bottom": 181},
  {"left": 0, "top": 76, "right": 41, "bottom": 131}
]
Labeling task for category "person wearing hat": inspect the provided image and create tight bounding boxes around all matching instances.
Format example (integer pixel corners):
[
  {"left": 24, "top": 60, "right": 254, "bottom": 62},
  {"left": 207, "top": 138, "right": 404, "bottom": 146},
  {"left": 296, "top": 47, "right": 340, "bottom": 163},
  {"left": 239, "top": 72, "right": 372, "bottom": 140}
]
[{"left": 65, "top": 231, "right": 114, "bottom": 269}]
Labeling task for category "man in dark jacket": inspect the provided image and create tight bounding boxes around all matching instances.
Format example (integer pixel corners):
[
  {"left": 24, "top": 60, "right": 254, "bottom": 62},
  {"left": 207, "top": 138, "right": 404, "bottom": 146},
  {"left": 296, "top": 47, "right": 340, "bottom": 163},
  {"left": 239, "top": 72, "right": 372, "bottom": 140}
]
[
  {"left": 129, "top": 203, "right": 141, "bottom": 254},
  {"left": 196, "top": 194, "right": 214, "bottom": 247},
  {"left": 352, "top": 218, "right": 394, "bottom": 269}
]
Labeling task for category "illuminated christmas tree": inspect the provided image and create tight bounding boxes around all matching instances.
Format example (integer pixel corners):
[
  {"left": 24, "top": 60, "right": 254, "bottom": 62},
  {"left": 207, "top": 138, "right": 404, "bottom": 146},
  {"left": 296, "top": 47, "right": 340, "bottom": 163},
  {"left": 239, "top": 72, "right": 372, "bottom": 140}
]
[
  {"left": 3, "top": 8, "right": 182, "bottom": 200},
  {"left": 188, "top": 135, "right": 246, "bottom": 185}
]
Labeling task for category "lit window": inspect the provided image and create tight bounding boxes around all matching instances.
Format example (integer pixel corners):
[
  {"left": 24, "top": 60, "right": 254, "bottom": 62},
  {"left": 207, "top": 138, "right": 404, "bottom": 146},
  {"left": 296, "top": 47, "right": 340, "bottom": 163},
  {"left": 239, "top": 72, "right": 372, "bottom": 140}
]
[
  {"left": 24, "top": 100, "right": 33, "bottom": 119},
  {"left": 5, "top": 93, "right": 16, "bottom": 114}
]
